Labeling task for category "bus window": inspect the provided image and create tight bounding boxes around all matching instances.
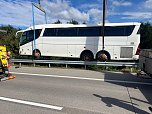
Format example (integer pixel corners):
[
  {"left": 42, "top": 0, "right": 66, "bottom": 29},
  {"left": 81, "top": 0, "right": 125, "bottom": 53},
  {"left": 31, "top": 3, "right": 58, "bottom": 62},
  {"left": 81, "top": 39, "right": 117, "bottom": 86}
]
[
  {"left": 35, "top": 29, "right": 42, "bottom": 38},
  {"left": 104, "top": 25, "right": 135, "bottom": 36},
  {"left": 105, "top": 26, "right": 126, "bottom": 36},
  {"left": 20, "top": 32, "right": 27, "bottom": 46},
  {"left": 77, "top": 27, "right": 100, "bottom": 36},
  {"left": 56, "top": 28, "right": 77, "bottom": 36},
  {"left": 27, "top": 29, "right": 42, "bottom": 42},
  {"left": 43, "top": 28, "right": 56, "bottom": 36},
  {"left": 27, "top": 30, "right": 33, "bottom": 42},
  {"left": 20, "top": 29, "right": 41, "bottom": 46},
  {"left": 126, "top": 25, "right": 135, "bottom": 36}
]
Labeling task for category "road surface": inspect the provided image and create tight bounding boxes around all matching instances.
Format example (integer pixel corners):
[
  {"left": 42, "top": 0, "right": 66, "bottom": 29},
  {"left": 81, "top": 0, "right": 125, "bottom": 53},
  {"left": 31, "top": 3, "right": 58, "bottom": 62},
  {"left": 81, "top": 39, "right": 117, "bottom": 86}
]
[{"left": 0, "top": 67, "right": 152, "bottom": 114}]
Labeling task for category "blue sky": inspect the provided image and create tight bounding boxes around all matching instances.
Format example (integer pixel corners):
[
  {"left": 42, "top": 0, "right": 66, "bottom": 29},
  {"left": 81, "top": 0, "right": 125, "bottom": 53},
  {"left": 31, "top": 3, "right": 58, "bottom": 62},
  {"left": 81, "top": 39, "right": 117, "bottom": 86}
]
[{"left": 0, "top": 0, "right": 152, "bottom": 28}]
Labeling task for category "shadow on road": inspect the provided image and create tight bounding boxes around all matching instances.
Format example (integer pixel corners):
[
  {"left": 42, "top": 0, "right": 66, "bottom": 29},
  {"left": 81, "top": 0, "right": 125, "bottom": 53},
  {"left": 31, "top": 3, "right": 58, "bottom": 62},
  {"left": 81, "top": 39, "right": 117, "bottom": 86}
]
[
  {"left": 93, "top": 94, "right": 149, "bottom": 114},
  {"left": 103, "top": 72, "right": 152, "bottom": 113}
]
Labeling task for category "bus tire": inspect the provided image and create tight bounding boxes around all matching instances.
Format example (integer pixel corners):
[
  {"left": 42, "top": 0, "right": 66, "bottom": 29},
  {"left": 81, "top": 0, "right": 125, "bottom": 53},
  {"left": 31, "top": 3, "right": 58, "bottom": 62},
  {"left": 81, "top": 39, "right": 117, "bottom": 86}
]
[
  {"left": 80, "top": 50, "right": 94, "bottom": 61},
  {"left": 96, "top": 50, "right": 110, "bottom": 62},
  {"left": 33, "top": 50, "right": 41, "bottom": 59}
]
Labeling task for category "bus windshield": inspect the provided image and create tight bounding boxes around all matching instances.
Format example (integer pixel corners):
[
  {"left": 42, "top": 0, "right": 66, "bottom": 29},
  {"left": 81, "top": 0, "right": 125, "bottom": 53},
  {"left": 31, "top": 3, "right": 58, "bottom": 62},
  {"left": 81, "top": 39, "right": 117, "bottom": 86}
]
[{"left": 20, "top": 29, "right": 42, "bottom": 46}]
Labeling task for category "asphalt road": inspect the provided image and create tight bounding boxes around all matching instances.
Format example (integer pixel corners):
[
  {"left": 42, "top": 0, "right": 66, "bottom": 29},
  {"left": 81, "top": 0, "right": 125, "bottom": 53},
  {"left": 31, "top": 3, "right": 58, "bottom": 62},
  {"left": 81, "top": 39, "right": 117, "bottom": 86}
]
[{"left": 0, "top": 67, "right": 152, "bottom": 114}]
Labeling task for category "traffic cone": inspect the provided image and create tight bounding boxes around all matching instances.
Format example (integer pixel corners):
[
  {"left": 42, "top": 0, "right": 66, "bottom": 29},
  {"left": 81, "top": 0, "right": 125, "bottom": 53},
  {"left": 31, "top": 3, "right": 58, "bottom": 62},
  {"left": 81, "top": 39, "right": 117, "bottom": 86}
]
[
  {"left": 6, "top": 77, "right": 10, "bottom": 80},
  {"left": 13, "top": 76, "right": 16, "bottom": 78},
  {"left": 9, "top": 76, "right": 14, "bottom": 79},
  {"left": 10, "top": 76, "right": 16, "bottom": 79}
]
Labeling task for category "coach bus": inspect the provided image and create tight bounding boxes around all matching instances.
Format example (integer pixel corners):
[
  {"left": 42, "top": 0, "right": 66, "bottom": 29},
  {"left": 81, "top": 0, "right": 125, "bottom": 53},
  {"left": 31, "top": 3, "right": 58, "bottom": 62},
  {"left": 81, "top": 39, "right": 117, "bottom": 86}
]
[{"left": 16, "top": 22, "right": 141, "bottom": 61}]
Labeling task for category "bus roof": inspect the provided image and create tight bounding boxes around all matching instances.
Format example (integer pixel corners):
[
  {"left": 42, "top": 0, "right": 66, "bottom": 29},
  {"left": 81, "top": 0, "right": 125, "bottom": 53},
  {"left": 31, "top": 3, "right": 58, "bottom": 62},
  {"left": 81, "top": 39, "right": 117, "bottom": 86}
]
[{"left": 24, "top": 22, "right": 141, "bottom": 31}]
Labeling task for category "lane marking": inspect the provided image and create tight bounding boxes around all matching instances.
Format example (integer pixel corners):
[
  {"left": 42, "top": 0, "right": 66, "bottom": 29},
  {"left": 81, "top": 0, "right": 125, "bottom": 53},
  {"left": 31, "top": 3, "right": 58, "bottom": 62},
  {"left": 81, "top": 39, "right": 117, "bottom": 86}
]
[
  {"left": 11, "top": 72, "right": 104, "bottom": 81},
  {"left": 0, "top": 96, "right": 63, "bottom": 110},
  {"left": 11, "top": 72, "right": 152, "bottom": 86}
]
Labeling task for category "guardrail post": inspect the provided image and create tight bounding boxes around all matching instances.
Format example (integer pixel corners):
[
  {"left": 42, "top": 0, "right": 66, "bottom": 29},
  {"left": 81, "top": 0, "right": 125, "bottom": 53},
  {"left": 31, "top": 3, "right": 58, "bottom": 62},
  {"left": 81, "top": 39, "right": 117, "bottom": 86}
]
[
  {"left": 49, "top": 64, "right": 51, "bottom": 68},
  {"left": 131, "top": 68, "right": 133, "bottom": 72},
  {"left": 19, "top": 63, "right": 21, "bottom": 68},
  {"left": 66, "top": 64, "right": 68, "bottom": 68},
  {"left": 85, "top": 65, "right": 87, "bottom": 70},
  {"left": 106, "top": 66, "right": 108, "bottom": 70},
  {"left": 34, "top": 63, "right": 36, "bottom": 67}
]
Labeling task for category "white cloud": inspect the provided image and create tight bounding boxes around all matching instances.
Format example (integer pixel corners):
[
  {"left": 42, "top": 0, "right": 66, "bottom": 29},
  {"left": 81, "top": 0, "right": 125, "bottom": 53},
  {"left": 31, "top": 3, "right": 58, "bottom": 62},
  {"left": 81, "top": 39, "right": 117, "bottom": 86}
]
[
  {"left": 144, "top": 0, "right": 152, "bottom": 9},
  {"left": 88, "top": 8, "right": 103, "bottom": 24},
  {"left": 0, "top": 0, "right": 90, "bottom": 27},
  {"left": 41, "top": 0, "right": 89, "bottom": 24},
  {"left": 121, "top": 12, "right": 152, "bottom": 19},
  {"left": 106, "top": 0, "right": 152, "bottom": 22},
  {"left": 106, "top": 0, "right": 133, "bottom": 20},
  {"left": 4, "top": 0, "right": 151, "bottom": 27},
  {"left": 79, "top": 4, "right": 101, "bottom": 10},
  {"left": 112, "top": 0, "right": 132, "bottom": 6},
  {"left": 0, "top": 0, "right": 45, "bottom": 27}
]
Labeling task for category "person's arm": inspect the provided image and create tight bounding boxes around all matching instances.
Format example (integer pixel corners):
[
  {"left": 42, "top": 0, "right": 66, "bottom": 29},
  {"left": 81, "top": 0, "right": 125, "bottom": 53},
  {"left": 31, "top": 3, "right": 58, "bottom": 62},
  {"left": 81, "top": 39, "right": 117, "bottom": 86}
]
[{"left": 6, "top": 55, "right": 10, "bottom": 59}]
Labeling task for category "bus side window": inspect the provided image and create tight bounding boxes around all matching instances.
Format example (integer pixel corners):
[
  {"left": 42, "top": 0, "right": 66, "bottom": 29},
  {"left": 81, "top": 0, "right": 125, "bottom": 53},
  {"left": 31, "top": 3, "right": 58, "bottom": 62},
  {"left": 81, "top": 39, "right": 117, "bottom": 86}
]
[
  {"left": 43, "top": 28, "right": 56, "bottom": 36},
  {"left": 28, "top": 30, "right": 34, "bottom": 42},
  {"left": 105, "top": 26, "right": 125, "bottom": 36},
  {"left": 56, "top": 28, "right": 77, "bottom": 36},
  {"left": 35, "top": 29, "right": 42, "bottom": 38},
  {"left": 77, "top": 27, "right": 100, "bottom": 36},
  {"left": 20, "top": 32, "right": 27, "bottom": 46},
  {"left": 126, "top": 25, "right": 135, "bottom": 36},
  {"left": 27, "top": 29, "right": 42, "bottom": 42}
]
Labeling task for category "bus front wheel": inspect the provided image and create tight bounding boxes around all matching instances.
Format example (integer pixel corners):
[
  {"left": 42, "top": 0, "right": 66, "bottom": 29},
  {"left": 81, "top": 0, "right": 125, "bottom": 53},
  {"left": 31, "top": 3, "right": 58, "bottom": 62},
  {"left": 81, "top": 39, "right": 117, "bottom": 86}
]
[
  {"left": 33, "top": 50, "right": 41, "bottom": 59},
  {"left": 96, "top": 51, "right": 110, "bottom": 62}
]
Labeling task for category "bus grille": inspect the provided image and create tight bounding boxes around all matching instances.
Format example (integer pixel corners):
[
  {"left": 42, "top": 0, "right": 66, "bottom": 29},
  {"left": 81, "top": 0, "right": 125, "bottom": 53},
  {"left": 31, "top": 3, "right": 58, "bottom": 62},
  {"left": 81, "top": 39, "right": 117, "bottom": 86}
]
[{"left": 120, "top": 47, "right": 133, "bottom": 58}]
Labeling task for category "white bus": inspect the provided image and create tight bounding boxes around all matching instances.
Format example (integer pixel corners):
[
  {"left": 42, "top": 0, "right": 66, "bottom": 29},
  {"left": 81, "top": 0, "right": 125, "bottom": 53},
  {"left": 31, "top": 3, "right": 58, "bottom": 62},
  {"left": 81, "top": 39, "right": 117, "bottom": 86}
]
[{"left": 17, "top": 22, "right": 141, "bottom": 61}]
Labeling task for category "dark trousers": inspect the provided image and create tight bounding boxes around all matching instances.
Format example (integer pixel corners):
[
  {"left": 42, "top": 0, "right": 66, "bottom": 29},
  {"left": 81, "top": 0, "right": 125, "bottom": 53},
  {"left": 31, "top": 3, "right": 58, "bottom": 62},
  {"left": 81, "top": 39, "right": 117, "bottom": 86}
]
[{"left": 2, "top": 67, "right": 9, "bottom": 77}]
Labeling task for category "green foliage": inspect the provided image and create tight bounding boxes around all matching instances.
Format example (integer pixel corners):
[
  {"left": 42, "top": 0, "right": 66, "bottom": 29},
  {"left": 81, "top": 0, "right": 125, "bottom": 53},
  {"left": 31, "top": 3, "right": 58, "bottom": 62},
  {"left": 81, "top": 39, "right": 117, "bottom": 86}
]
[
  {"left": 82, "top": 21, "right": 87, "bottom": 24},
  {"left": 140, "top": 22, "right": 152, "bottom": 49},
  {"left": 53, "top": 20, "right": 62, "bottom": 24},
  {"left": 53, "top": 19, "right": 79, "bottom": 24},
  {"left": 0, "top": 25, "right": 20, "bottom": 57},
  {"left": 67, "top": 19, "right": 79, "bottom": 25}
]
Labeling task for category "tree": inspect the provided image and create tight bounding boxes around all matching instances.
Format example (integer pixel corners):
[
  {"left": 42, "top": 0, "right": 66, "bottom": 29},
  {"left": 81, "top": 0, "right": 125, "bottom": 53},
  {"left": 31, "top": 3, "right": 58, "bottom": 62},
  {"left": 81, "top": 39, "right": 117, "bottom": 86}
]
[
  {"left": 82, "top": 21, "right": 87, "bottom": 24},
  {"left": 53, "top": 20, "right": 62, "bottom": 24},
  {"left": 67, "top": 19, "right": 79, "bottom": 25},
  {"left": 0, "top": 25, "right": 19, "bottom": 57},
  {"left": 140, "top": 22, "right": 152, "bottom": 49}
]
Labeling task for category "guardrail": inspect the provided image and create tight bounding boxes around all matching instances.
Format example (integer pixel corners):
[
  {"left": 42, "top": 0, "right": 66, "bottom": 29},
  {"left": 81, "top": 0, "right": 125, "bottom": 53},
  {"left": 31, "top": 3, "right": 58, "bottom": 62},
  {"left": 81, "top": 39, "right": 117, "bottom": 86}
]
[{"left": 12, "top": 59, "right": 138, "bottom": 69}]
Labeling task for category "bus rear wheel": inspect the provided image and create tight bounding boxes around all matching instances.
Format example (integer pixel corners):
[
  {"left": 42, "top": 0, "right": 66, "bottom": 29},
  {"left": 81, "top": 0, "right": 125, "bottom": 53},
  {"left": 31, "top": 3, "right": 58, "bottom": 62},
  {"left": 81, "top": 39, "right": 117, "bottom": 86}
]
[
  {"left": 80, "top": 51, "right": 94, "bottom": 61},
  {"left": 33, "top": 50, "right": 41, "bottom": 59},
  {"left": 96, "top": 51, "right": 110, "bottom": 62}
]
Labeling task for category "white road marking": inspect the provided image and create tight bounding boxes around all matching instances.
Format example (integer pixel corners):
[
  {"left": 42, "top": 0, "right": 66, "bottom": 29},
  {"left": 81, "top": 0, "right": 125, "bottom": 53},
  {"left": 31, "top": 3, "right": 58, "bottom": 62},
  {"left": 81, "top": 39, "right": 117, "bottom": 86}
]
[
  {"left": 11, "top": 72, "right": 152, "bottom": 86},
  {"left": 11, "top": 72, "right": 104, "bottom": 81},
  {"left": 0, "top": 96, "right": 63, "bottom": 110}
]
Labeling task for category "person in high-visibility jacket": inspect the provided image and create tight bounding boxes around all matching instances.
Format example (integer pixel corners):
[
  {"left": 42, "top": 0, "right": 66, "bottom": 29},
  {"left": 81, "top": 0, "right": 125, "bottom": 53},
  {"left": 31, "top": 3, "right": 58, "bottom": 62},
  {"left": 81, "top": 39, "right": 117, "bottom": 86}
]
[
  {"left": 0, "top": 46, "right": 9, "bottom": 78},
  {"left": 0, "top": 46, "right": 16, "bottom": 80}
]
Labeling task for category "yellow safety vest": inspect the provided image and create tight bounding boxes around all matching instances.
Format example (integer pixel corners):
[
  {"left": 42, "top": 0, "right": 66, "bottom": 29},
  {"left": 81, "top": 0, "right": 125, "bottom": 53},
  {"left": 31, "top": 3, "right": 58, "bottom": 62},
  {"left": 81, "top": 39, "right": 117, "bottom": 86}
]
[{"left": 0, "top": 46, "right": 8, "bottom": 67}]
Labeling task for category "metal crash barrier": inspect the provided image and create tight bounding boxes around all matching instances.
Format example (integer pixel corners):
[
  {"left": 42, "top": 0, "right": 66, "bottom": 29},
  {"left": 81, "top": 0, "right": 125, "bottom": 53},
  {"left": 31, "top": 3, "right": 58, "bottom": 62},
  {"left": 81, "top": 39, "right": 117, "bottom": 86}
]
[{"left": 12, "top": 59, "right": 138, "bottom": 69}]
